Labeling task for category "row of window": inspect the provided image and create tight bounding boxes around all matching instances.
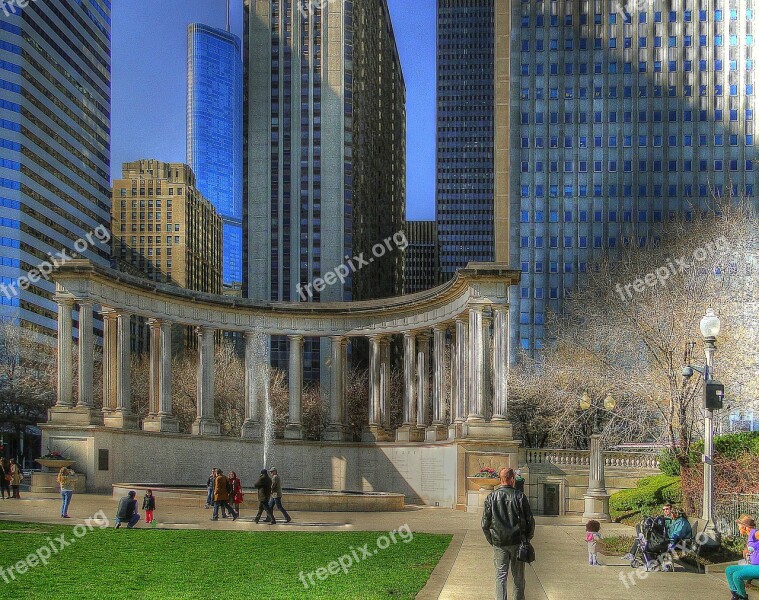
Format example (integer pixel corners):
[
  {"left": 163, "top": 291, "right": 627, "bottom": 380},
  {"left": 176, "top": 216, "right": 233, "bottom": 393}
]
[
  {"left": 520, "top": 34, "right": 753, "bottom": 52},
  {"left": 520, "top": 59, "right": 753, "bottom": 75},
  {"left": 521, "top": 108, "right": 754, "bottom": 124},
  {"left": 521, "top": 134, "right": 755, "bottom": 148},
  {"left": 520, "top": 84, "right": 755, "bottom": 100},
  {"left": 519, "top": 9, "right": 749, "bottom": 27},
  {"left": 521, "top": 159, "right": 755, "bottom": 173},
  {"left": 518, "top": 184, "right": 754, "bottom": 199},
  {"left": 520, "top": 209, "right": 693, "bottom": 223}
]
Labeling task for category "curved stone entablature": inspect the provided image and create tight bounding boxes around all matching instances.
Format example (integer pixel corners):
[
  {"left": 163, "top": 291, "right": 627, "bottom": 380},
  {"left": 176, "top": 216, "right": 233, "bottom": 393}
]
[{"left": 53, "top": 260, "right": 521, "bottom": 336}]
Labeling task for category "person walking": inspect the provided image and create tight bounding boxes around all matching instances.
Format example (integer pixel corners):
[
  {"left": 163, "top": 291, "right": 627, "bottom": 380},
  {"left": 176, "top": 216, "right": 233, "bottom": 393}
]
[
  {"left": 57, "top": 467, "right": 75, "bottom": 518},
  {"left": 514, "top": 469, "right": 525, "bottom": 493},
  {"left": 482, "top": 467, "right": 535, "bottom": 600},
  {"left": 204, "top": 468, "right": 216, "bottom": 509},
  {"left": 253, "top": 468, "right": 276, "bottom": 525},
  {"left": 267, "top": 467, "right": 291, "bottom": 523},
  {"left": 142, "top": 489, "right": 156, "bottom": 525},
  {"left": 726, "top": 514, "right": 759, "bottom": 600},
  {"left": 228, "top": 471, "right": 244, "bottom": 514},
  {"left": 115, "top": 491, "right": 140, "bottom": 528},
  {"left": 585, "top": 520, "right": 603, "bottom": 566},
  {"left": 9, "top": 458, "right": 21, "bottom": 499},
  {"left": 211, "top": 469, "right": 238, "bottom": 521},
  {"left": 0, "top": 459, "right": 10, "bottom": 500}
]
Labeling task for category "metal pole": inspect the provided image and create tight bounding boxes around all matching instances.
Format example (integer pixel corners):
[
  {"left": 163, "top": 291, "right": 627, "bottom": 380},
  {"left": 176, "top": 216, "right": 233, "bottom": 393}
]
[{"left": 701, "top": 337, "right": 720, "bottom": 546}]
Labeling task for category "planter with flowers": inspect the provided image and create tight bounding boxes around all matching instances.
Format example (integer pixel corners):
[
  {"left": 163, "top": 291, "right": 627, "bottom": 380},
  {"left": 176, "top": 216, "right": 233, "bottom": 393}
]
[
  {"left": 466, "top": 467, "right": 502, "bottom": 491},
  {"left": 36, "top": 451, "right": 75, "bottom": 471}
]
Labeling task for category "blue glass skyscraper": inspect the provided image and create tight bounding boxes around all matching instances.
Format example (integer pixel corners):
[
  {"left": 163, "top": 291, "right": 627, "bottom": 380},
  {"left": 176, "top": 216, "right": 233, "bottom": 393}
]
[{"left": 187, "top": 23, "right": 243, "bottom": 286}]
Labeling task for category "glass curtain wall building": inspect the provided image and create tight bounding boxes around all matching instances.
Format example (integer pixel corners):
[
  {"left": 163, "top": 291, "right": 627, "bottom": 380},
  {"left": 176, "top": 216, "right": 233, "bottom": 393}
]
[
  {"left": 0, "top": 0, "right": 111, "bottom": 335},
  {"left": 187, "top": 23, "right": 243, "bottom": 287},
  {"left": 244, "top": 0, "right": 406, "bottom": 380},
  {"left": 511, "top": 0, "right": 757, "bottom": 353}
]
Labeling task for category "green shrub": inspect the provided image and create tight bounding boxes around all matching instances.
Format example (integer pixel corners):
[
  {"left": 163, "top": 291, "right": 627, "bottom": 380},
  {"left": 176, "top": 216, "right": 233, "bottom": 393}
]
[
  {"left": 609, "top": 474, "right": 681, "bottom": 513},
  {"left": 658, "top": 449, "right": 682, "bottom": 476},
  {"left": 688, "top": 431, "right": 759, "bottom": 466}
]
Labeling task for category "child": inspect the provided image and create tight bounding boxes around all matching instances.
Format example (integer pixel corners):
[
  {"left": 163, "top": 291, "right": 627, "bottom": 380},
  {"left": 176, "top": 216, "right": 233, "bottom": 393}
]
[
  {"left": 143, "top": 489, "right": 156, "bottom": 525},
  {"left": 585, "top": 520, "right": 603, "bottom": 566}
]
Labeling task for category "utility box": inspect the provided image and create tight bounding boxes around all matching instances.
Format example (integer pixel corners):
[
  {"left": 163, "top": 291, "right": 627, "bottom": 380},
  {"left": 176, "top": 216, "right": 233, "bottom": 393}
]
[{"left": 704, "top": 381, "right": 725, "bottom": 410}]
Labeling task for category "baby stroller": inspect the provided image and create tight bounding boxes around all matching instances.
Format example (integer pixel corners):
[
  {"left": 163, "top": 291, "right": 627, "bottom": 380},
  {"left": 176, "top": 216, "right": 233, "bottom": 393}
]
[{"left": 628, "top": 516, "right": 672, "bottom": 571}]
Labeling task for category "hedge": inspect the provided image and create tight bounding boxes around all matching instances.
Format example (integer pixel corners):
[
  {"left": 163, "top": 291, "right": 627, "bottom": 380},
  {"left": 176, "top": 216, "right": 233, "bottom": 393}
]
[{"left": 609, "top": 474, "right": 682, "bottom": 514}]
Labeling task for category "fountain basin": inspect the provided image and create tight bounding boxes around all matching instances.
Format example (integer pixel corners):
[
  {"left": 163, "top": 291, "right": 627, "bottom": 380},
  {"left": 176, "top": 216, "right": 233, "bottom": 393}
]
[{"left": 112, "top": 484, "right": 405, "bottom": 512}]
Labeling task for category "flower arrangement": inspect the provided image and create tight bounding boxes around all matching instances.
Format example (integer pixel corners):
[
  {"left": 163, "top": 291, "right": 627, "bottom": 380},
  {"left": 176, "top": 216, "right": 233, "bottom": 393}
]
[
  {"left": 472, "top": 467, "right": 499, "bottom": 479},
  {"left": 40, "top": 450, "right": 68, "bottom": 460}
]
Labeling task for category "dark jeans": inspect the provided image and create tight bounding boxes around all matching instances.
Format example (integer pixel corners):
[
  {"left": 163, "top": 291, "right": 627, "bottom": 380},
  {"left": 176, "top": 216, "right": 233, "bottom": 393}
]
[
  {"left": 206, "top": 487, "right": 213, "bottom": 506},
  {"left": 11, "top": 485, "right": 19, "bottom": 498},
  {"left": 213, "top": 501, "right": 237, "bottom": 519},
  {"left": 0, "top": 482, "right": 9, "bottom": 498},
  {"left": 115, "top": 513, "right": 140, "bottom": 528},
  {"left": 268, "top": 497, "right": 290, "bottom": 521},
  {"left": 255, "top": 500, "right": 276, "bottom": 523}
]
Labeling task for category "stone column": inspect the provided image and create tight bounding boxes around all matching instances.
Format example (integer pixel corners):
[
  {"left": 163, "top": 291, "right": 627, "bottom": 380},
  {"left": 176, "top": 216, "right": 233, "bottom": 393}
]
[
  {"left": 56, "top": 298, "right": 74, "bottom": 407},
  {"left": 380, "top": 336, "right": 391, "bottom": 430},
  {"left": 285, "top": 334, "right": 305, "bottom": 439},
  {"left": 427, "top": 326, "right": 448, "bottom": 441},
  {"left": 468, "top": 305, "right": 485, "bottom": 422},
  {"left": 241, "top": 331, "right": 266, "bottom": 439},
  {"left": 77, "top": 302, "right": 94, "bottom": 407},
  {"left": 324, "top": 335, "right": 349, "bottom": 441},
  {"left": 450, "top": 313, "right": 468, "bottom": 438},
  {"left": 101, "top": 309, "right": 118, "bottom": 412},
  {"left": 482, "top": 312, "right": 493, "bottom": 419},
  {"left": 450, "top": 328, "right": 457, "bottom": 421},
  {"left": 143, "top": 320, "right": 179, "bottom": 432},
  {"left": 492, "top": 305, "right": 509, "bottom": 421},
  {"left": 363, "top": 335, "right": 390, "bottom": 441},
  {"left": 416, "top": 332, "right": 431, "bottom": 429},
  {"left": 103, "top": 312, "right": 138, "bottom": 429},
  {"left": 192, "top": 326, "right": 220, "bottom": 436},
  {"left": 397, "top": 332, "right": 423, "bottom": 441},
  {"left": 583, "top": 434, "right": 611, "bottom": 521}
]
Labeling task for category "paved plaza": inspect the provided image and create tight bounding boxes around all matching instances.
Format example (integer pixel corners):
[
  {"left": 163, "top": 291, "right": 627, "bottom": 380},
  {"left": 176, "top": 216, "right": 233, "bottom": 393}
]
[{"left": 0, "top": 493, "right": 736, "bottom": 599}]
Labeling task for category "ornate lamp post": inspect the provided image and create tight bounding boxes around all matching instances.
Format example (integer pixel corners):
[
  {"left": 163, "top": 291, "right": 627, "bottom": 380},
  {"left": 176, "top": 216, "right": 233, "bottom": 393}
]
[{"left": 581, "top": 392, "right": 616, "bottom": 521}]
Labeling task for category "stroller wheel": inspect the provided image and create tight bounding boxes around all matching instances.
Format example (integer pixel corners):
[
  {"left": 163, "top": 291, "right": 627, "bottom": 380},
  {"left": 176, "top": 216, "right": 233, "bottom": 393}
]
[{"left": 645, "top": 560, "right": 660, "bottom": 572}]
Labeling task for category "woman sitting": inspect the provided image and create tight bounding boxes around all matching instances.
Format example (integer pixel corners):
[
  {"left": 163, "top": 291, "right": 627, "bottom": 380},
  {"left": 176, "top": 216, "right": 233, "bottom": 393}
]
[
  {"left": 668, "top": 507, "right": 693, "bottom": 551},
  {"left": 725, "top": 514, "right": 759, "bottom": 600}
]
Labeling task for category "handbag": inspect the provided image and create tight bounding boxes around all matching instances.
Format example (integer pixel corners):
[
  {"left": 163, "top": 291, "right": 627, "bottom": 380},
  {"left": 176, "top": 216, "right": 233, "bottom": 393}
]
[{"left": 517, "top": 538, "right": 536, "bottom": 563}]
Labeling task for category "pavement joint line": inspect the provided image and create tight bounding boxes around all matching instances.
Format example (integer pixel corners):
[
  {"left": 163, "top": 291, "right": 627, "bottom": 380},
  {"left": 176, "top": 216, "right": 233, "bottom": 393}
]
[{"left": 415, "top": 529, "right": 466, "bottom": 600}]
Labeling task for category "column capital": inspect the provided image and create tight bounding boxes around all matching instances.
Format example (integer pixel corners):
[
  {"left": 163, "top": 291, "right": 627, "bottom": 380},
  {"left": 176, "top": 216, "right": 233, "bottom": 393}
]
[
  {"left": 288, "top": 334, "right": 304, "bottom": 342},
  {"left": 54, "top": 295, "right": 76, "bottom": 307},
  {"left": 454, "top": 310, "right": 470, "bottom": 323},
  {"left": 416, "top": 331, "right": 432, "bottom": 343}
]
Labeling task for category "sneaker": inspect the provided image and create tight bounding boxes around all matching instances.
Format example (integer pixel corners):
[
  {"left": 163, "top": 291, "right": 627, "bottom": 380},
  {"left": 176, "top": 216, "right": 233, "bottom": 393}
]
[
  {"left": 62, "top": 515, "right": 70, "bottom": 519},
  {"left": 285, "top": 518, "right": 292, "bottom": 523},
  {"left": 115, "top": 523, "right": 121, "bottom": 529},
  {"left": 210, "top": 518, "right": 218, "bottom": 521},
  {"left": 232, "top": 515, "right": 238, "bottom": 522}
]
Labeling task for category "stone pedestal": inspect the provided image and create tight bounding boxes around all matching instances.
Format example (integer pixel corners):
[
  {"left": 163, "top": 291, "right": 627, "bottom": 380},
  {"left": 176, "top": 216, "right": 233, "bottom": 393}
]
[
  {"left": 583, "top": 494, "right": 611, "bottom": 522},
  {"left": 241, "top": 419, "right": 262, "bottom": 439},
  {"left": 142, "top": 415, "right": 180, "bottom": 433},
  {"left": 191, "top": 418, "right": 221, "bottom": 437},
  {"left": 48, "top": 405, "right": 103, "bottom": 426},
  {"left": 425, "top": 424, "right": 449, "bottom": 441},
  {"left": 361, "top": 425, "right": 392, "bottom": 442},
  {"left": 102, "top": 409, "right": 139, "bottom": 430},
  {"left": 284, "top": 424, "right": 305, "bottom": 440},
  {"left": 448, "top": 422, "right": 464, "bottom": 440},
  {"left": 462, "top": 421, "right": 513, "bottom": 440},
  {"left": 323, "top": 425, "right": 350, "bottom": 442},
  {"left": 31, "top": 472, "right": 86, "bottom": 494},
  {"left": 395, "top": 425, "right": 424, "bottom": 442},
  {"left": 583, "top": 433, "right": 611, "bottom": 521}
]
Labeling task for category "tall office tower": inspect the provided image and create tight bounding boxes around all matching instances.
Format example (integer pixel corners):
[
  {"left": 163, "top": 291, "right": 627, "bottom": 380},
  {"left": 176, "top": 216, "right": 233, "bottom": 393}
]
[
  {"left": 0, "top": 0, "right": 111, "bottom": 334},
  {"left": 404, "top": 220, "right": 438, "bottom": 294},
  {"left": 435, "top": 0, "right": 510, "bottom": 282},
  {"left": 112, "top": 160, "right": 223, "bottom": 295},
  {"left": 244, "top": 0, "right": 406, "bottom": 379},
  {"left": 511, "top": 1, "right": 757, "bottom": 354},
  {"left": 187, "top": 23, "right": 243, "bottom": 287}
]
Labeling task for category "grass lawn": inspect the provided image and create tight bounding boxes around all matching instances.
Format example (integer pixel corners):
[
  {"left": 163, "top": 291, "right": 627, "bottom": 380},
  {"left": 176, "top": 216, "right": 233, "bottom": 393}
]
[{"left": 0, "top": 521, "right": 451, "bottom": 599}]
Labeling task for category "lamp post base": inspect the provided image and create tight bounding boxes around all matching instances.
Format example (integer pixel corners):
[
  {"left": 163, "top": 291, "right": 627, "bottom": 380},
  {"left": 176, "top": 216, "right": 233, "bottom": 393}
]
[{"left": 698, "top": 520, "right": 721, "bottom": 548}]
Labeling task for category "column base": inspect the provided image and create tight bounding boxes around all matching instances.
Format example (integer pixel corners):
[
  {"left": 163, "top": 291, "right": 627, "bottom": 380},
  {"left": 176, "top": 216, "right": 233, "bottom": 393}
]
[
  {"left": 361, "top": 425, "right": 393, "bottom": 442},
  {"left": 284, "top": 423, "right": 306, "bottom": 440},
  {"left": 462, "top": 420, "right": 513, "bottom": 440},
  {"left": 425, "top": 424, "right": 449, "bottom": 441},
  {"left": 192, "top": 418, "right": 221, "bottom": 437},
  {"left": 102, "top": 409, "right": 139, "bottom": 430},
  {"left": 448, "top": 422, "right": 465, "bottom": 439},
  {"left": 142, "top": 414, "right": 180, "bottom": 433},
  {"left": 241, "top": 419, "right": 262, "bottom": 439},
  {"left": 323, "top": 424, "right": 351, "bottom": 442},
  {"left": 48, "top": 405, "right": 103, "bottom": 426},
  {"left": 582, "top": 493, "right": 611, "bottom": 522},
  {"left": 395, "top": 424, "right": 424, "bottom": 442},
  {"left": 698, "top": 522, "right": 721, "bottom": 548}
]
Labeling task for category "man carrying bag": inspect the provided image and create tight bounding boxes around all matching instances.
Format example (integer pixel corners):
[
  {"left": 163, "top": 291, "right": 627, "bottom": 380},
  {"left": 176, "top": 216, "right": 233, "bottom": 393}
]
[{"left": 481, "top": 468, "right": 536, "bottom": 600}]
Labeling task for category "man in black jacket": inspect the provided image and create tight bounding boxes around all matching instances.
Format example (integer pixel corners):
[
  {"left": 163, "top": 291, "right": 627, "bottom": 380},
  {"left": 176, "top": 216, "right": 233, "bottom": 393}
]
[
  {"left": 253, "top": 468, "right": 276, "bottom": 525},
  {"left": 481, "top": 468, "right": 535, "bottom": 600},
  {"left": 115, "top": 490, "right": 140, "bottom": 529}
]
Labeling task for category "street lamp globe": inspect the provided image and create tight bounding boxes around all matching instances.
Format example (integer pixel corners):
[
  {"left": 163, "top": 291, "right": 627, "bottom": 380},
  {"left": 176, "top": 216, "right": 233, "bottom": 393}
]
[
  {"left": 579, "top": 392, "right": 592, "bottom": 411},
  {"left": 700, "top": 308, "right": 721, "bottom": 339},
  {"left": 604, "top": 395, "right": 616, "bottom": 411}
]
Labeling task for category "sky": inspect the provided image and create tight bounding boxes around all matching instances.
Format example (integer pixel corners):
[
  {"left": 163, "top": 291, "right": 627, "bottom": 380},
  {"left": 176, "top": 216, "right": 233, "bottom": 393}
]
[{"left": 112, "top": 0, "right": 437, "bottom": 220}]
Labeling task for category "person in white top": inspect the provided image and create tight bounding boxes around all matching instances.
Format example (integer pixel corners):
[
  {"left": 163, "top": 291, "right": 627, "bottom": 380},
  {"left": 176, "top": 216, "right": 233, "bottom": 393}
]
[{"left": 57, "top": 467, "right": 74, "bottom": 518}]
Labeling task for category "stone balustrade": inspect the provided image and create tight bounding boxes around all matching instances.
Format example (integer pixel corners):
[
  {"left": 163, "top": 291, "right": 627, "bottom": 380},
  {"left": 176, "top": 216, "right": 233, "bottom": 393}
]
[{"left": 524, "top": 448, "right": 659, "bottom": 470}]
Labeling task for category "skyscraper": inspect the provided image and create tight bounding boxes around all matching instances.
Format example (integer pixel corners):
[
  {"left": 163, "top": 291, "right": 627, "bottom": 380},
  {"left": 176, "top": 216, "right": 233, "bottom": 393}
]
[
  {"left": 435, "top": 0, "right": 510, "bottom": 282},
  {"left": 244, "top": 0, "right": 406, "bottom": 378},
  {"left": 511, "top": 1, "right": 757, "bottom": 353},
  {"left": 0, "top": 0, "right": 111, "bottom": 334},
  {"left": 187, "top": 22, "right": 243, "bottom": 287},
  {"left": 404, "top": 220, "right": 438, "bottom": 294}
]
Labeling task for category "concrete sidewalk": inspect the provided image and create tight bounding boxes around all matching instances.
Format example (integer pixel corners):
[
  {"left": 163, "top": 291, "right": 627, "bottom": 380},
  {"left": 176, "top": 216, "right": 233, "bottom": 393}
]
[{"left": 0, "top": 494, "right": 733, "bottom": 599}]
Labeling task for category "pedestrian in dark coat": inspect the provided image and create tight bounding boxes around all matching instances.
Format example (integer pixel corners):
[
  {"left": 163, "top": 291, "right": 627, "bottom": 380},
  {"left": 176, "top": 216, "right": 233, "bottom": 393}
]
[
  {"left": 211, "top": 469, "right": 238, "bottom": 522},
  {"left": 253, "top": 469, "right": 276, "bottom": 525}
]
